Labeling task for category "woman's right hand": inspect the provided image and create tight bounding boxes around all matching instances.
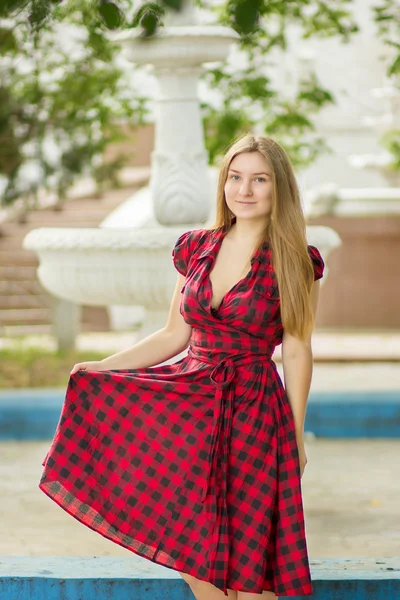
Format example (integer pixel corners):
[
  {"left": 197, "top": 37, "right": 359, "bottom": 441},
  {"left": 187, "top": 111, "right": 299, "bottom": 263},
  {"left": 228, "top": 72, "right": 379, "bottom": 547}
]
[{"left": 70, "top": 360, "right": 108, "bottom": 375}]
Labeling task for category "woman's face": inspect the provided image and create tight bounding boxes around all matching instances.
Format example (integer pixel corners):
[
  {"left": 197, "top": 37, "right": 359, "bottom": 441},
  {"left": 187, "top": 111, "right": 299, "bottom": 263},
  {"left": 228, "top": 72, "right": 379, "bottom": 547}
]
[{"left": 224, "top": 151, "right": 273, "bottom": 222}]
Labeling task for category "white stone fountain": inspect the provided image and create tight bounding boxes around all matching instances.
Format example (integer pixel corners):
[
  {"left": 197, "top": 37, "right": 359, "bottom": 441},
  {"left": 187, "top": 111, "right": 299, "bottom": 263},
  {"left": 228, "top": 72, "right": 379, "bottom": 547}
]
[
  {"left": 22, "top": 0, "right": 239, "bottom": 347},
  {"left": 23, "top": 0, "right": 338, "bottom": 349}
]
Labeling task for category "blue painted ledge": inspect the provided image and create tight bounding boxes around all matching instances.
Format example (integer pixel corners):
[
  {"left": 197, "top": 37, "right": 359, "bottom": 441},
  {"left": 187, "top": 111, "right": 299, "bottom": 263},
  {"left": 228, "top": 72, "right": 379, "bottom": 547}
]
[
  {"left": 0, "top": 388, "right": 399, "bottom": 439},
  {"left": 0, "top": 557, "right": 399, "bottom": 600}
]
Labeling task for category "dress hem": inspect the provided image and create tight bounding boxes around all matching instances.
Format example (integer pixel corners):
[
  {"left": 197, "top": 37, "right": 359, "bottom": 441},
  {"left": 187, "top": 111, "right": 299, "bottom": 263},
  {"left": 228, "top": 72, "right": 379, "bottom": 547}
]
[{"left": 38, "top": 480, "right": 313, "bottom": 597}]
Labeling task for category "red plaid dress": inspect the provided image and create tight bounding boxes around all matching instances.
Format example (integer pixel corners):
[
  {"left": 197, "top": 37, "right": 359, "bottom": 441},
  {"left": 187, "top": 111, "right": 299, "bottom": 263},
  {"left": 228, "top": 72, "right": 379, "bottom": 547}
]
[{"left": 39, "top": 224, "right": 324, "bottom": 597}]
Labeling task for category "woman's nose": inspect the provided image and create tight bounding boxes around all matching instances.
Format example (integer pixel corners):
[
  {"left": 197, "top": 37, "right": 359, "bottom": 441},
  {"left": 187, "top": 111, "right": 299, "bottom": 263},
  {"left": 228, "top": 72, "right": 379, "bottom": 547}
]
[{"left": 239, "top": 181, "right": 252, "bottom": 196}]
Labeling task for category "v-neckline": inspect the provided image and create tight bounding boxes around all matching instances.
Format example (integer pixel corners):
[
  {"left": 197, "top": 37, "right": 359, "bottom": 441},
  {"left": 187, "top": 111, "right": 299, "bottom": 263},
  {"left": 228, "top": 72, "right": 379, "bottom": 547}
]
[{"left": 207, "top": 228, "right": 262, "bottom": 313}]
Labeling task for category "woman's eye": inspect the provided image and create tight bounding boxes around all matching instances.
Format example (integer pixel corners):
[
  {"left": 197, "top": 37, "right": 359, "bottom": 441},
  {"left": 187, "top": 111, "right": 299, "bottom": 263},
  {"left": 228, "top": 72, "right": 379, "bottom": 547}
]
[{"left": 229, "top": 175, "right": 266, "bottom": 182}]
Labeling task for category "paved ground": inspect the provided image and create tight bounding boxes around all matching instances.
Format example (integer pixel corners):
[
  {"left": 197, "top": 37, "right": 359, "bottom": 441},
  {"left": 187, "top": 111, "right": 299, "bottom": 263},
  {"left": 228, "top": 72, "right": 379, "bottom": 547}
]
[
  {"left": 1, "top": 328, "right": 400, "bottom": 392},
  {"left": 1, "top": 438, "right": 399, "bottom": 558}
]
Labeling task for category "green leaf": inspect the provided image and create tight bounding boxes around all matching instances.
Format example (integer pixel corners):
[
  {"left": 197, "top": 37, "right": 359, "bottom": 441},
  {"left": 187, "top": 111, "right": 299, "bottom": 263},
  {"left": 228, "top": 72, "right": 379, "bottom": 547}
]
[
  {"left": 380, "top": 129, "right": 400, "bottom": 170},
  {"left": 162, "top": 0, "right": 183, "bottom": 11},
  {"left": 297, "top": 77, "right": 335, "bottom": 107},
  {"left": 203, "top": 107, "right": 253, "bottom": 164},
  {"left": 130, "top": 2, "right": 163, "bottom": 36},
  {"left": 0, "top": 27, "right": 19, "bottom": 54},
  {"left": 98, "top": 0, "right": 123, "bottom": 30},
  {"left": 0, "top": 0, "right": 29, "bottom": 18},
  {"left": 141, "top": 11, "right": 159, "bottom": 36},
  {"left": 28, "top": 0, "right": 52, "bottom": 30},
  {"left": 388, "top": 54, "right": 400, "bottom": 76},
  {"left": 230, "top": 0, "right": 262, "bottom": 35}
]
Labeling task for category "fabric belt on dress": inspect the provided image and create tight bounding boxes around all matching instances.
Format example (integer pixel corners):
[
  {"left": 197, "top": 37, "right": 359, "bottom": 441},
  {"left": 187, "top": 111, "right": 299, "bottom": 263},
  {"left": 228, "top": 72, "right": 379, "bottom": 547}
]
[{"left": 186, "top": 346, "right": 274, "bottom": 596}]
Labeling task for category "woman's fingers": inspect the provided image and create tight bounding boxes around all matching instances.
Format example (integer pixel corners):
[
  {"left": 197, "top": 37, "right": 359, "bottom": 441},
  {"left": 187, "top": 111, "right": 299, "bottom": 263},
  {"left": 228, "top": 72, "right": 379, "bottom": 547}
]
[
  {"left": 69, "top": 361, "right": 104, "bottom": 375},
  {"left": 70, "top": 363, "right": 87, "bottom": 375}
]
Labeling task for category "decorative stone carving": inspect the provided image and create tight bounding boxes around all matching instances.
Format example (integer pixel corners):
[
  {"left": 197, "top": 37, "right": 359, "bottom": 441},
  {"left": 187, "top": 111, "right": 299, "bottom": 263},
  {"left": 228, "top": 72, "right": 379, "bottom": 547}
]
[{"left": 150, "top": 150, "right": 210, "bottom": 224}]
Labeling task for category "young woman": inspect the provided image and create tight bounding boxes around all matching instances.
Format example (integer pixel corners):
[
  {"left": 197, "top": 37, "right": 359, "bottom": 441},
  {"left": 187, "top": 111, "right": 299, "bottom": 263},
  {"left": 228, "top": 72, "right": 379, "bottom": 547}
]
[{"left": 39, "top": 134, "right": 324, "bottom": 600}]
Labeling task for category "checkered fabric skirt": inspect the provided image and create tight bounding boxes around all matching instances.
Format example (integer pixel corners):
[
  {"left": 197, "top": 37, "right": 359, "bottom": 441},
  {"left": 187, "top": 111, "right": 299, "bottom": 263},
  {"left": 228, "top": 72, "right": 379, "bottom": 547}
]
[{"left": 39, "top": 342, "right": 312, "bottom": 597}]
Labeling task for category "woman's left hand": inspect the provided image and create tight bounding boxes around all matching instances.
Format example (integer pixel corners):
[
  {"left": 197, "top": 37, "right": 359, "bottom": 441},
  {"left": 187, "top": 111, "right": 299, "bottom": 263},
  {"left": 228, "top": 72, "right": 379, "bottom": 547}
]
[{"left": 296, "top": 436, "right": 308, "bottom": 478}]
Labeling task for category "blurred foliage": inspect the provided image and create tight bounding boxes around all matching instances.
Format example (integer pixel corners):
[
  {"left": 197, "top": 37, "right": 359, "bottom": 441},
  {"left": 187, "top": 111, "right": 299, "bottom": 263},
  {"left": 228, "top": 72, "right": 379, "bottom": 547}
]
[
  {"left": 372, "top": 0, "right": 400, "bottom": 171},
  {"left": 1, "top": 0, "right": 399, "bottom": 206},
  {"left": 199, "top": 0, "right": 355, "bottom": 165},
  {"left": 201, "top": 52, "right": 337, "bottom": 166},
  {"left": 0, "top": 0, "right": 149, "bottom": 208},
  {"left": 0, "top": 345, "right": 107, "bottom": 388},
  {"left": 372, "top": 0, "right": 400, "bottom": 78},
  {"left": 381, "top": 129, "right": 400, "bottom": 170}
]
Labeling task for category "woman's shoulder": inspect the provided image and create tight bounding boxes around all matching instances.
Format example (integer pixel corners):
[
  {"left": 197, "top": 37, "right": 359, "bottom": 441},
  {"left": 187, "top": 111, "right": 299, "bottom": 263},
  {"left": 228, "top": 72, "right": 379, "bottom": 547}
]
[
  {"left": 173, "top": 227, "right": 211, "bottom": 248},
  {"left": 307, "top": 244, "right": 325, "bottom": 281},
  {"left": 172, "top": 227, "right": 215, "bottom": 276}
]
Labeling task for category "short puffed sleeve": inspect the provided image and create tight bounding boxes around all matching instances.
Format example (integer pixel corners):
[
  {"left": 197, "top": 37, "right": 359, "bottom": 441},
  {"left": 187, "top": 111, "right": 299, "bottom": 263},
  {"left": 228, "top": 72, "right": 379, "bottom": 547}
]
[
  {"left": 308, "top": 245, "right": 325, "bottom": 281},
  {"left": 172, "top": 229, "right": 202, "bottom": 276}
]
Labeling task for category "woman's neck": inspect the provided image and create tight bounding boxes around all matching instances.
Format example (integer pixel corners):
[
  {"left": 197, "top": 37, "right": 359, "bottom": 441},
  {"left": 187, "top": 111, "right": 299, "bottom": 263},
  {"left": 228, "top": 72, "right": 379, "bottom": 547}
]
[{"left": 228, "top": 217, "right": 270, "bottom": 246}]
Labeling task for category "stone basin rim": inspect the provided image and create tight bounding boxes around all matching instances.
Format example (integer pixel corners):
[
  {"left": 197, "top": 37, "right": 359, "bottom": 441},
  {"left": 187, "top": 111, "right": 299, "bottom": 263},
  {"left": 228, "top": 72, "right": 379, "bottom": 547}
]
[
  {"left": 22, "top": 226, "right": 194, "bottom": 252},
  {"left": 111, "top": 26, "right": 241, "bottom": 42},
  {"left": 22, "top": 225, "right": 339, "bottom": 254}
]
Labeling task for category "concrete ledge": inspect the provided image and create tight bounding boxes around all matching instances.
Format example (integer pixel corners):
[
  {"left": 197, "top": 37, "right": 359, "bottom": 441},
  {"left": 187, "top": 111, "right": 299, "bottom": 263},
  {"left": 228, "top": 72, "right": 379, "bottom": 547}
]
[
  {"left": 0, "top": 557, "right": 399, "bottom": 599},
  {"left": 0, "top": 388, "right": 399, "bottom": 439},
  {"left": 0, "top": 556, "right": 191, "bottom": 600}
]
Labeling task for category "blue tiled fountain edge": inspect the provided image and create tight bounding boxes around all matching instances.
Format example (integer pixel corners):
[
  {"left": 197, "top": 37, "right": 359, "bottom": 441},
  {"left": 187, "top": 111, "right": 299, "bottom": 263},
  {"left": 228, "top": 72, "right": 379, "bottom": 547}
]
[
  {"left": 0, "top": 556, "right": 399, "bottom": 600},
  {"left": 0, "top": 388, "right": 399, "bottom": 439}
]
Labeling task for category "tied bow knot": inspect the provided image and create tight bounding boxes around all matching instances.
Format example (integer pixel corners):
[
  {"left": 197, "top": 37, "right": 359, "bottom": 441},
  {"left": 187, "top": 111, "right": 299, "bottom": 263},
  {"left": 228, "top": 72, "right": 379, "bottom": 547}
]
[{"left": 210, "top": 359, "right": 235, "bottom": 390}]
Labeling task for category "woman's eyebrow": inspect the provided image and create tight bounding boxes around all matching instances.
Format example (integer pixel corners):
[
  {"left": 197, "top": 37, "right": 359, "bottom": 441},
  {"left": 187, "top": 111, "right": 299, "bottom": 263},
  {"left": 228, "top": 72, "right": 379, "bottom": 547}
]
[{"left": 229, "top": 169, "right": 270, "bottom": 175}]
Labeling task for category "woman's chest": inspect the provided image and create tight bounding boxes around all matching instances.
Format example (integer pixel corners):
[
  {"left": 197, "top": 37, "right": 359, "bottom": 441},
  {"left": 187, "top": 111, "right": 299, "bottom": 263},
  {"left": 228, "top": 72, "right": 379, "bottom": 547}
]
[
  {"left": 208, "top": 244, "right": 254, "bottom": 311},
  {"left": 181, "top": 254, "right": 282, "bottom": 331}
]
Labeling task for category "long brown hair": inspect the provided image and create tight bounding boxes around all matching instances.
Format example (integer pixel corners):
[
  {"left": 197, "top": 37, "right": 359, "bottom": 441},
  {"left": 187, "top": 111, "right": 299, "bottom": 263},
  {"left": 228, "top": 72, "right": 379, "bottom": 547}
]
[{"left": 211, "top": 133, "right": 316, "bottom": 342}]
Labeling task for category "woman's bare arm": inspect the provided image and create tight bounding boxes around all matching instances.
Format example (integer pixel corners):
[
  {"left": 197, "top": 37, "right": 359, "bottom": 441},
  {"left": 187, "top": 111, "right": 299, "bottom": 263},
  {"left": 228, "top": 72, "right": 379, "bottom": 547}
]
[
  {"left": 281, "top": 280, "right": 321, "bottom": 436},
  {"left": 71, "top": 274, "right": 192, "bottom": 373}
]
